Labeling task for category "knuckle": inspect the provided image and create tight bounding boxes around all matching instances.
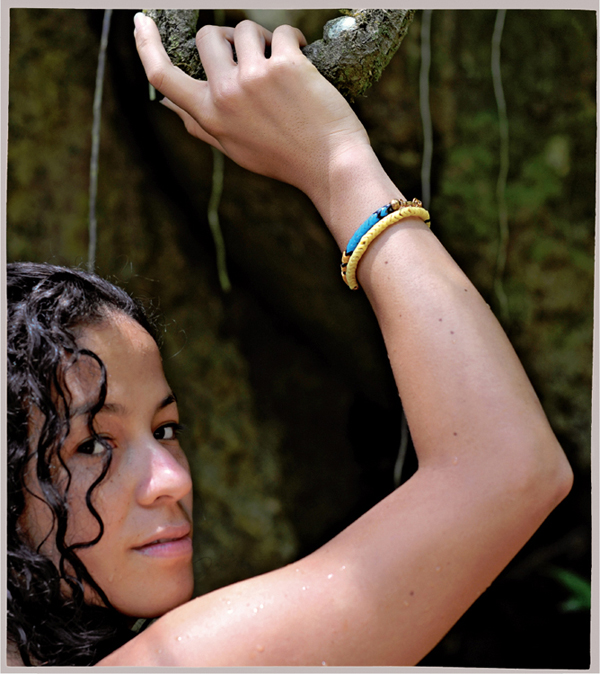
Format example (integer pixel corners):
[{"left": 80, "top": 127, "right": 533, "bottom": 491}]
[
  {"left": 183, "top": 117, "right": 199, "bottom": 136},
  {"left": 145, "top": 63, "right": 166, "bottom": 92},
  {"left": 267, "top": 54, "right": 294, "bottom": 76},
  {"left": 273, "top": 23, "right": 295, "bottom": 36},
  {"left": 196, "top": 24, "right": 216, "bottom": 41},
  {"left": 196, "top": 24, "right": 228, "bottom": 49},
  {"left": 211, "top": 77, "right": 240, "bottom": 111},
  {"left": 238, "top": 63, "right": 267, "bottom": 87},
  {"left": 135, "top": 29, "right": 150, "bottom": 50}
]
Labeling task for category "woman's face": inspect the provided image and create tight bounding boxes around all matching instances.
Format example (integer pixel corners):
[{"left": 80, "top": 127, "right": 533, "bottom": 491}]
[{"left": 22, "top": 312, "right": 194, "bottom": 618}]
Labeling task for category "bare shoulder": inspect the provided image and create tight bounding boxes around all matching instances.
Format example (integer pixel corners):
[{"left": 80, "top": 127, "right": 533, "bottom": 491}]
[
  {"left": 97, "top": 456, "right": 570, "bottom": 668},
  {"left": 96, "top": 552, "right": 353, "bottom": 667}
]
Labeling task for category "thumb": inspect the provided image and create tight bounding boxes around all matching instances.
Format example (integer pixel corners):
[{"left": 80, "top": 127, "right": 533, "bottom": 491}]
[{"left": 134, "top": 12, "right": 209, "bottom": 115}]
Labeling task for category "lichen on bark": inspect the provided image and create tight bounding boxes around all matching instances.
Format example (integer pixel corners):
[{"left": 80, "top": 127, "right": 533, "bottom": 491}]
[
  {"left": 143, "top": 9, "right": 415, "bottom": 100},
  {"left": 144, "top": 9, "right": 205, "bottom": 80},
  {"left": 302, "top": 9, "right": 415, "bottom": 100}
]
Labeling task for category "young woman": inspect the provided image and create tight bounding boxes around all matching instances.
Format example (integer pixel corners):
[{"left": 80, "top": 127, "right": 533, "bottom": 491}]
[{"left": 7, "top": 13, "right": 573, "bottom": 666}]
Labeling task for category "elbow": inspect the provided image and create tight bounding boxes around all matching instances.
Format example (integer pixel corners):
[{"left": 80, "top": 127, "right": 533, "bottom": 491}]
[
  {"left": 549, "top": 444, "right": 574, "bottom": 506},
  {"left": 471, "top": 416, "right": 575, "bottom": 525},
  {"left": 513, "top": 431, "right": 574, "bottom": 519}
]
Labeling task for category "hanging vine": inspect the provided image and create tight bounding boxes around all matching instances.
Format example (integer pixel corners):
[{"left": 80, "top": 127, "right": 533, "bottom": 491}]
[
  {"left": 419, "top": 10, "right": 433, "bottom": 212},
  {"left": 491, "top": 9, "right": 510, "bottom": 321},
  {"left": 206, "top": 8, "right": 231, "bottom": 293},
  {"left": 88, "top": 9, "right": 112, "bottom": 273}
]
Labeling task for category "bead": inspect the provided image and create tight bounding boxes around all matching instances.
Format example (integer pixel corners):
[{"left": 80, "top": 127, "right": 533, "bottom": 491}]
[{"left": 341, "top": 201, "right": 431, "bottom": 290}]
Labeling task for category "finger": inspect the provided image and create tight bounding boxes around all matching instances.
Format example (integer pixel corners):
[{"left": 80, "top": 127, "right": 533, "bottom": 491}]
[
  {"left": 270, "top": 24, "right": 308, "bottom": 55},
  {"left": 232, "top": 20, "right": 273, "bottom": 64},
  {"left": 195, "top": 25, "right": 236, "bottom": 78},
  {"left": 134, "top": 13, "right": 209, "bottom": 112},
  {"left": 161, "top": 97, "right": 225, "bottom": 152}
]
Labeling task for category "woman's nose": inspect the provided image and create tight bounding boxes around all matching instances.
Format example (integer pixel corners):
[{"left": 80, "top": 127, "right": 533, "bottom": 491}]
[{"left": 135, "top": 438, "right": 193, "bottom": 506}]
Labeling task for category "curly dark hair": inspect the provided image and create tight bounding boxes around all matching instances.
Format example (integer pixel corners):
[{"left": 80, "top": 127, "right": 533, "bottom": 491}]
[{"left": 7, "top": 261, "right": 158, "bottom": 665}]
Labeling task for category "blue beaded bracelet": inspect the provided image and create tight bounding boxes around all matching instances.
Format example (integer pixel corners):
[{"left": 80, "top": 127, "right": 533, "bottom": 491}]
[
  {"left": 341, "top": 198, "right": 431, "bottom": 290},
  {"left": 345, "top": 199, "right": 402, "bottom": 254}
]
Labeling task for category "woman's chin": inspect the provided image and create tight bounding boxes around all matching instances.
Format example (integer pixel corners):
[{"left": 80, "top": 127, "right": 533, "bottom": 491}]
[{"left": 100, "top": 565, "right": 195, "bottom": 619}]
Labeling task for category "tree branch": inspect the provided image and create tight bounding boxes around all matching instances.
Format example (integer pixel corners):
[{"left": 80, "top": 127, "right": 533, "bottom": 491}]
[
  {"left": 143, "top": 9, "right": 415, "bottom": 100},
  {"left": 302, "top": 9, "right": 415, "bottom": 100}
]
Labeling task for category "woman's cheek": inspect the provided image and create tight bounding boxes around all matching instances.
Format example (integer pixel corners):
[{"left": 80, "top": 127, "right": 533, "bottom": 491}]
[{"left": 64, "top": 465, "right": 117, "bottom": 546}]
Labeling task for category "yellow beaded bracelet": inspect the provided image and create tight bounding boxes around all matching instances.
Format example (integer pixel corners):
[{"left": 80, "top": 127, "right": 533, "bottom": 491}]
[{"left": 341, "top": 201, "right": 431, "bottom": 290}]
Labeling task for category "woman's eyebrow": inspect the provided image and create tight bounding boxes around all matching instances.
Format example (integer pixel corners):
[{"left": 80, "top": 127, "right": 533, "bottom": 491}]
[
  {"left": 100, "top": 401, "right": 127, "bottom": 415},
  {"left": 75, "top": 393, "right": 177, "bottom": 417},
  {"left": 158, "top": 392, "right": 178, "bottom": 410},
  {"left": 102, "top": 393, "right": 177, "bottom": 416}
]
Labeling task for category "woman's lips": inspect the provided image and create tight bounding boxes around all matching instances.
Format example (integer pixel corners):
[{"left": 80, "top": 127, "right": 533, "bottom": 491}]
[
  {"left": 133, "top": 523, "right": 193, "bottom": 558},
  {"left": 134, "top": 534, "right": 193, "bottom": 558}
]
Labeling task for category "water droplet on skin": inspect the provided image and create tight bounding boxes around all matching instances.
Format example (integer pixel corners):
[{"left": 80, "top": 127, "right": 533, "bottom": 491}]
[
  {"left": 322, "top": 661, "right": 327, "bottom": 666},
  {"left": 227, "top": 609, "right": 233, "bottom": 614},
  {"left": 226, "top": 600, "right": 231, "bottom": 605},
  {"left": 436, "top": 566, "right": 441, "bottom": 572},
  {"left": 259, "top": 604, "right": 264, "bottom": 609},
  {"left": 341, "top": 565, "right": 346, "bottom": 570},
  {"left": 403, "top": 600, "right": 410, "bottom": 607},
  {"left": 327, "top": 574, "right": 333, "bottom": 579},
  {"left": 302, "top": 586, "right": 307, "bottom": 591},
  {"left": 253, "top": 608, "right": 258, "bottom": 613},
  {"left": 452, "top": 457, "right": 458, "bottom": 465},
  {"left": 176, "top": 636, "right": 182, "bottom": 642}
]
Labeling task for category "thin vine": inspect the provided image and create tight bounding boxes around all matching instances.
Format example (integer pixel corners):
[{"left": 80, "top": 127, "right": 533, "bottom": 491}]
[
  {"left": 88, "top": 9, "right": 112, "bottom": 273},
  {"left": 206, "top": 8, "right": 231, "bottom": 293},
  {"left": 491, "top": 9, "right": 510, "bottom": 321},
  {"left": 208, "top": 146, "right": 231, "bottom": 293},
  {"left": 419, "top": 9, "right": 433, "bottom": 211}
]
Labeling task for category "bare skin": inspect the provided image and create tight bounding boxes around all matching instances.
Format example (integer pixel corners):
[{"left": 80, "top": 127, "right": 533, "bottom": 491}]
[
  {"left": 21, "top": 315, "right": 195, "bottom": 619},
  {"left": 9, "top": 314, "right": 195, "bottom": 667},
  {"left": 21, "top": 14, "right": 575, "bottom": 667}
]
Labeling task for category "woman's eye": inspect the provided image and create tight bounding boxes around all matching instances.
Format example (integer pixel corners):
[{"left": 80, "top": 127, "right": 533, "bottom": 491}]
[
  {"left": 154, "top": 423, "right": 183, "bottom": 441},
  {"left": 77, "top": 437, "right": 110, "bottom": 456}
]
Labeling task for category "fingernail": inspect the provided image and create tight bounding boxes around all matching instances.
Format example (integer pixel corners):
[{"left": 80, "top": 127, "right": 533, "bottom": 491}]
[{"left": 134, "top": 12, "right": 148, "bottom": 30}]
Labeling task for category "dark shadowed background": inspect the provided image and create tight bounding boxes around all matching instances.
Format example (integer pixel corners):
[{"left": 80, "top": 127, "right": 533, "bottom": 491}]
[{"left": 7, "top": 8, "right": 595, "bottom": 668}]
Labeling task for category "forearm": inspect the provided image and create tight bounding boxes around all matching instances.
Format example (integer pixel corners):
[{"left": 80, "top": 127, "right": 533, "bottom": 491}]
[
  {"left": 309, "top": 146, "right": 572, "bottom": 487},
  {"left": 295, "top": 148, "right": 574, "bottom": 663}
]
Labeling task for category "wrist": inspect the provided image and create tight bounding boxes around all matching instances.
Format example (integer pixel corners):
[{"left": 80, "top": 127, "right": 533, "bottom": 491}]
[{"left": 305, "top": 143, "right": 405, "bottom": 251}]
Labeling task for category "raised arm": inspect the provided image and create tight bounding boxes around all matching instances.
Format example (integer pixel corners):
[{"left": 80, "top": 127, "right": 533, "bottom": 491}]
[{"left": 98, "top": 15, "right": 573, "bottom": 666}]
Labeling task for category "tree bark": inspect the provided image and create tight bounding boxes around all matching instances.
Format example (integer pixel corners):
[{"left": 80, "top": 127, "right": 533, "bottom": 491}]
[{"left": 143, "top": 9, "right": 415, "bottom": 100}]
